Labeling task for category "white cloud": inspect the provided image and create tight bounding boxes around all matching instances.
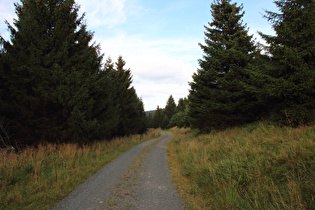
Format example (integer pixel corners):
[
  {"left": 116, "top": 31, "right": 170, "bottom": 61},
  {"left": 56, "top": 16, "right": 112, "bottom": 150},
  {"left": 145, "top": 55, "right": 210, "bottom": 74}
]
[
  {"left": 77, "top": 0, "right": 145, "bottom": 29},
  {"left": 97, "top": 34, "right": 198, "bottom": 110},
  {"left": 135, "top": 81, "right": 189, "bottom": 111},
  {"left": 0, "top": 1, "right": 16, "bottom": 40},
  {"left": 77, "top": 0, "right": 127, "bottom": 28}
]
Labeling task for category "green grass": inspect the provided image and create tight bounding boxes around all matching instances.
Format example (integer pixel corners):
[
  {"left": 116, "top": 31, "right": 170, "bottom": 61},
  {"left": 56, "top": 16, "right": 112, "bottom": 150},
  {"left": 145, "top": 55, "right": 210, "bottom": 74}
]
[
  {"left": 167, "top": 122, "right": 315, "bottom": 209},
  {"left": 0, "top": 131, "right": 159, "bottom": 210}
]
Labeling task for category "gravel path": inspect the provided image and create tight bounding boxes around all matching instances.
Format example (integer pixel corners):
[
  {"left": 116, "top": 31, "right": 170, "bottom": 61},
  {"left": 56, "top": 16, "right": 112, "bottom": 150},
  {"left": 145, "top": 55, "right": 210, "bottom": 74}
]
[
  {"left": 51, "top": 131, "right": 184, "bottom": 210},
  {"left": 134, "top": 132, "right": 183, "bottom": 209}
]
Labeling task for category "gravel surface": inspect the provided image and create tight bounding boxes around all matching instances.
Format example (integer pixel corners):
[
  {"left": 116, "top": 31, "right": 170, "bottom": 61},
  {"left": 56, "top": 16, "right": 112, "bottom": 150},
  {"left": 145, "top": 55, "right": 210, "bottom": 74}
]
[
  {"left": 134, "top": 132, "right": 183, "bottom": 209},
  {"left": 51, "top": 131, "right": 184, "bottom": 210}
]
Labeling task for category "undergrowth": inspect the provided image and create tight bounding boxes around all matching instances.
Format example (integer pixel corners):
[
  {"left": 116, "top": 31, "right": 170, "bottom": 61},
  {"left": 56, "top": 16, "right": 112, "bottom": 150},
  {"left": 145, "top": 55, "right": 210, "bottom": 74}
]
[
  {"left": 167, "top": 122, "right": 315, "bottom": 209},
  {"left": 0, "top": 131, "right": 159, "bottom": 209}
]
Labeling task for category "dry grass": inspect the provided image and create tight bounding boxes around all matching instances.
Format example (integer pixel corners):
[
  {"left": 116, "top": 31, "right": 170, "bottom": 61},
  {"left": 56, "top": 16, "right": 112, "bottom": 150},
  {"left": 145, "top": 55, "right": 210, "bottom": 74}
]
[
  {"left": 0, "top": 131, "right": 159, "bottom": 209},
  {"left": 167, "top": 123, "right": 315, "bottom": 209}
]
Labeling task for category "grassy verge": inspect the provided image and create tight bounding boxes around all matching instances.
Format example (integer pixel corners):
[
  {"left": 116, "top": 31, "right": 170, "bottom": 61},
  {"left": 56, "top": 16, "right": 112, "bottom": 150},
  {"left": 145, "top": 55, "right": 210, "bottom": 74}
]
[
  {"left": 0, "top": 130, "right": 159, "bottom": 209},
  {"left": 167, "top": 123, "right": 315, "bottom": 209}
]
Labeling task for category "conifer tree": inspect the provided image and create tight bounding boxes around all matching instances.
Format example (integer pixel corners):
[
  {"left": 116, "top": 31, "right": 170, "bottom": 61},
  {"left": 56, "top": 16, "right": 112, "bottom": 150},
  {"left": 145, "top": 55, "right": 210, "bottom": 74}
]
[
  {"left": 258, "top": 0, "right": 315, "bottom": 125},
  {"left": 164, "top": 95, "right": 176, "bottom": 119},
  {"left": 123, "top": 88, "right": 147, "bottom": 134},
  {"left": 104, "top": 57, "right": 115, "bottom": 72},
  {"left": 170, "top": 97, "right": 189, "bottom": 128},
  {"left": 110, "top": 56, "right": 146, "bottom": 136},
  {"left": 134, "top": 97, "right": 147, "bottom": 134},
  {"left": 175, "top": 97, "right": 188, "bottom": 113},
  {"left": 152, "top": 106, "right": 163, "bottom": 129},
  {"left": 189, "top": 0, "right": 257, "bottom": 131},
  {"left": 0, "top": 42, "right": 5, "bottom": 115},
  {"left": 145, "top": 112, "right": 154, "bottom": 128},
  {"left": 161, "top": 115, "right": 169, "bottom": 130},
  {"left": 0, "top": 0, "right": 112, "bottom": 144},
  {"left": 162, "top": 95, "right": 176, "bottom": 129}
]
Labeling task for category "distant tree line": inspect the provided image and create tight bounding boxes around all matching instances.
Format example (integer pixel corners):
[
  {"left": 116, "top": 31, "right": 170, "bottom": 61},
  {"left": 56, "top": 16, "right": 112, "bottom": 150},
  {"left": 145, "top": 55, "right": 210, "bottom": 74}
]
[
  {"left": 147, "top": 95, "right": 189, "bottom": 129},
  {"left": 0, "top": 0, "right": 146, "bottom": 147},
  {"left": 188, "top": 0, "right": 314, "bottom": 132}
]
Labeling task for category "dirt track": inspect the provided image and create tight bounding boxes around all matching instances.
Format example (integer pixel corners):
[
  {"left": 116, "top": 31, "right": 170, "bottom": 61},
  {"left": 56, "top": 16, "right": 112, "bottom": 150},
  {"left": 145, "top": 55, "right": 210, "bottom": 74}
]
[{"left": 52, "top": 131, "right": 183, "bottom": 209}]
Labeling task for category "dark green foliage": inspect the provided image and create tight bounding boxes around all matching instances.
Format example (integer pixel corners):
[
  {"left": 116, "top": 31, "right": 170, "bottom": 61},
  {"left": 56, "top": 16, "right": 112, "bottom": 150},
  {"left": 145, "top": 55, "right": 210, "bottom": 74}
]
[
  {"left": 145, "top": 111, "right": 154, "bottom": 128},
  {"left": 110, "top": 56, "right": 134, "bottom": 136},
  {"left": 163, "top": 95, "right": 176, "bottom": 129},
  {"left": 0, "top": 43, "right": 5, "bottom": 121},
  {"left": 189, "top": 0, "right": 314, "bottom": 131},
  {"left": 175, "top": 98, "right": 188, "bottom": 113},
  {"left": 257, "top": 0, "right": 315, "bottom": 126},
  {"left": 150, "top": 97, "right": 190, "bottom": 129},
  {"left": 0, "top": 0, "right": 146, "bottom": 145},
  {"left": 161, "top": 115, "right": 169, "bottom": 130},
  {"left": 169, "top": 98, "right": 189, "bottom": 128},
  {"left": 152, "top": 106, "right": 163, "bottom": 129},
  {"left": 109, "top": 56, "right": 147, "bottom": 136},
  {"left": 134, "top": 97, "right": 147, "bottom": 134},
  {"left": 189, "top": 0, "right": 258, "bottom": 131},
  {"left": 169, "top": 111, "right": 189, "bottom": 128},
  {"left": 164, "top": 95, "right": 176, "bottom": 119},
  {"left": 0, "top": 0, "right": 104, "bottom": 143}
]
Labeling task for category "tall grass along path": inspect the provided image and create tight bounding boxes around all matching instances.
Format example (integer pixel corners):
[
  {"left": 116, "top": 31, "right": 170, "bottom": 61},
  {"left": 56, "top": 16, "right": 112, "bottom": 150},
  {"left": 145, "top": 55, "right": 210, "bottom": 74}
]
[{"left": 51, "top": 131, "right": 184, "bottom": 209}]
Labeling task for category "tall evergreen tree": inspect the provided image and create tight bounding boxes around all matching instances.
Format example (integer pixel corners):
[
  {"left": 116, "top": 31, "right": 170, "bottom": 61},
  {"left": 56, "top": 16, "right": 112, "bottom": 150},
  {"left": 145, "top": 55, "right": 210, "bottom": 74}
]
[
  {"left": 162, "top": 95, "right": 176, "bottom": 129},
  {"left": 257, "top": 0, "right": 315, "bottom": 126},
  {"left": 161, "top": 115, "right": 169, "bottom": 130},
  {"left": 110, "top": 56, "right": 146, "bottom": 136},
  {"left": 152, "top": 106, "right": 163, "bottom": 129},
  {"left": 145, "top": 112, "right": 154, "bottom": 128},
  {"left": 104, "top": 57, "right": 115, "bottom": 72},
  {"left": 175, "top": 97, "right": 188, "bottom": 113},
  {"left": 0, "top": 40, "right": 5, "bottom": 116},
  {"left": 189, "top": 0, "right": 257, "bottom": 131},
  {"left": 133, "top": 97, "right": 147, "bottom": 134},
  {"left": 165, "top": 95, "right": 176, "bottom": 117},
  {"left": 0, "top": 0, "right": 114, "bottom": 144},
  {"left": 101, "top": 56, "right": 120, "bottom": 138},
  {"left": 169, "top": 97, "right": 189, "bottom": 128}
]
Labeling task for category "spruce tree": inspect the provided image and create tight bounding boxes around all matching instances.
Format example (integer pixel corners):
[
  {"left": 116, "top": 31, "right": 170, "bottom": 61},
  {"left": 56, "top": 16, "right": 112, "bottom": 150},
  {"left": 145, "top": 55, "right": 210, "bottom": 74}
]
[
  {"left": 87, "top": 69, "right": 119, "bottom": 140},
  {"left": 145, "top": 112, "right": 154, "bottom": 128},
  {"left": 161, "top": 115, "right": 169, "bottom": 130},
  {"left": 152, "top": 106, "right": 163, "bottom": 129},
  {"left": 175, "top": 97, "right": 188, "bottom": 113},
  {"left": 170, "top": 97, "right": 189, "bottom": 128},
  {"left": 164, "top": 95, "right": 176, "bottom": 128},
  {"left": 258, "top": 0, "right": 315, "bottom": 126},
  {"left": 134, "top": 97, "right": 147, "bottom": 134},
  {"left": 0, "top": 41, "right": 5, "bottom": 116},
  {"left": 189, "top": 0, "right": 257, "bottom": 131},
  {"left": 0, "top": 0, "right": 112, "bottom": 144},
  {"left": 122, "top": 88, "right": 147, "bottom": 135},
  {"left": 101, "top": 57, "right": 120, "bottom": 137},
  {"left": 104, "top": 57, "right": 115, "bottom": 72},
  {"left": 110, "top": 56, "right": 146, "bottom": 136}
]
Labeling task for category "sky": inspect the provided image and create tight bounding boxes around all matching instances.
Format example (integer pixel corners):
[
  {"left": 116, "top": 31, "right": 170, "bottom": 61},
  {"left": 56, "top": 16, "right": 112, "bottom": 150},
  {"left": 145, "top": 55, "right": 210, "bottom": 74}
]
[{"left": 0, "top": 0, "right": 279, "bottom": 111}]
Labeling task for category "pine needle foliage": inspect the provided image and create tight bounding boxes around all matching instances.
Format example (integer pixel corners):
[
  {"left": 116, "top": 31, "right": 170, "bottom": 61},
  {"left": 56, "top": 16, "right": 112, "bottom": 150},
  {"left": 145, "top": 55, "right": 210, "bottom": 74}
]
[
  {"left": 0, "top": 0, "right": 147, "bottom": 145},
  {"left": 257, "top": 0, "right": 315, "bottom": 126},
  {"left": 189, "top": 0, "right": 258, "bottom": 131}
]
